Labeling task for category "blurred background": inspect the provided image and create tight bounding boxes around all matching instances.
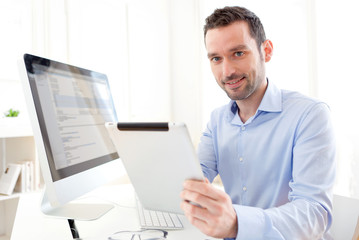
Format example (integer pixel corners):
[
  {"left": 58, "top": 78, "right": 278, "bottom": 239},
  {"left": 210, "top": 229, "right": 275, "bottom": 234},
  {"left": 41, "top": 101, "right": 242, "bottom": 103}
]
[{"left": 0, "top": 0, "right": 358, "bottom": 198}]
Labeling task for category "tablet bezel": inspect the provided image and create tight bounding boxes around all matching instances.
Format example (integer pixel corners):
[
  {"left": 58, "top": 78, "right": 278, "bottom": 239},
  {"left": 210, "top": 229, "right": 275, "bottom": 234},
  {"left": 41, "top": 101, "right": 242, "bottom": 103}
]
[{"left": 105, "top": 122, "right": 204, "bottom": 214}]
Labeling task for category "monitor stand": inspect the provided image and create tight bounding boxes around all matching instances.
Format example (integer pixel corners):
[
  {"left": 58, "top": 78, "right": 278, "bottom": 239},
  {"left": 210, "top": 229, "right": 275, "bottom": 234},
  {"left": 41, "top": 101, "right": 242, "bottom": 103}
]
[
  {"left": 40, "top": 188, "right": 114, "bottom": 238},
  {"left": 40, "top": 188, "right": 114, "bottom": 221}
]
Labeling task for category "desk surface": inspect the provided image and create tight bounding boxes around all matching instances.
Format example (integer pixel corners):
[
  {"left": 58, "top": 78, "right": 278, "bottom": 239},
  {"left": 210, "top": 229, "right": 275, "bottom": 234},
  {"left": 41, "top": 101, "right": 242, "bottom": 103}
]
[{"left": 11, "top": 183, "right": 218, "bottom": 240}]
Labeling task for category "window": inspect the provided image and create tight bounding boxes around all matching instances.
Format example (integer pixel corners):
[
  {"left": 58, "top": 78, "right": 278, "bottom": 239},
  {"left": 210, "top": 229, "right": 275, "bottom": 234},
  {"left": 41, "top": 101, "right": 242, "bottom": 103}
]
[
  {"left": 1, "top": 0, "right": 358, "bottom": 198},
  {"left": 316, "top": 0, "right": 359, "bottom": 197}
]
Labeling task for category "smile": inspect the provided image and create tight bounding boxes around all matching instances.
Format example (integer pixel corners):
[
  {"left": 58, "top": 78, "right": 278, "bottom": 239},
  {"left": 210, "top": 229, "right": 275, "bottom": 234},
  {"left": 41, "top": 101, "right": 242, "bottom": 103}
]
[
  {"left": 225, "top": 77, "right": 245, "bottom": 89},
  {"left": 229, "top": 79, "right": 240, "bottom": 84}
]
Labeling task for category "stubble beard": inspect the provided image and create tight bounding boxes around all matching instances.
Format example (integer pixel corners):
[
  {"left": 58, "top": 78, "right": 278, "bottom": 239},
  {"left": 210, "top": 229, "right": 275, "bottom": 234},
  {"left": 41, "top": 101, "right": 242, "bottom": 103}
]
[
  {"left": 220, "top": 74, "right": 255, "bottom": 101},
  {"left": 222, "top": 60, "right": 266, "bottom": 101}
]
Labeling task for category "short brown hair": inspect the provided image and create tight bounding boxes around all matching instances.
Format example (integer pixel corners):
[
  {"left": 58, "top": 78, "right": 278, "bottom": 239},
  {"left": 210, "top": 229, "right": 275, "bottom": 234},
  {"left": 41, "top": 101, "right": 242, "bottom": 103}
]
[{"left": 204, "top": 6, "right": 266, "bottom": 49}]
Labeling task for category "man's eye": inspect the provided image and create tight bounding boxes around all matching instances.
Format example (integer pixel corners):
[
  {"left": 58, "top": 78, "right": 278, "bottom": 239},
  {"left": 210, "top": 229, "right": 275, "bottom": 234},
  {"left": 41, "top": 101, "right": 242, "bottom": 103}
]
[
  {"left": 212, "top": 57, "right": 220, "bottom": 62},
  {"left": 235, "top": 52, "right": 244, "bottom": 57}
]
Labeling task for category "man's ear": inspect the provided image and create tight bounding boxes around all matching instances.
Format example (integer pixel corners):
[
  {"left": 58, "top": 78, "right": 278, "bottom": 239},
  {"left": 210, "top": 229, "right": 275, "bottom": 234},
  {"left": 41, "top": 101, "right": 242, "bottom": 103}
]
[{"left": 263, "top": 39, "right": 273, "bottom": 62}]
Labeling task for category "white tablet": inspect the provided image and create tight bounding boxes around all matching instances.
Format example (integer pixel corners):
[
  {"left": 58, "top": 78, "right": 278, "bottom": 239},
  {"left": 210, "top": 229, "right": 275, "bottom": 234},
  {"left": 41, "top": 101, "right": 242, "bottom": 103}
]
[{"left": 105, "top": 122, "right": 204, "bottom": 214}]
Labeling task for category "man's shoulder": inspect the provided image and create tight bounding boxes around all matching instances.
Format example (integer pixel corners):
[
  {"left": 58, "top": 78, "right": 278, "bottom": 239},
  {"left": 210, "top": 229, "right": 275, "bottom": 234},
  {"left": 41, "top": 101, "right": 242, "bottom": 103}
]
[
  {"left": 281, "top": 89, "right": 327, "bottom": 109},
  {"left": 280, "top": 89, "right": 330, "bottom": 121}
]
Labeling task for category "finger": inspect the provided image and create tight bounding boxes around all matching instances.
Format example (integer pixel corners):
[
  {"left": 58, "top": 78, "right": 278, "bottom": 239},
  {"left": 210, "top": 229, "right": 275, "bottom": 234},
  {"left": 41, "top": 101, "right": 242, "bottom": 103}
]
[
  {"left": 181, "top": 199, "right": 210, "bottom": 222},
  {"left": 181, "top": 188, "right": 222, "bottom": 214},
  {"left": 183, "top": 212, "right": 210, "bottom": 235},
  {"left": 181, "top": 200, "right": 226, "bottom": 238},
  {"left": 181, "top": 206, "right": 209, "bottom": 233},
  {"left": 183, "top": 179, "right": 225, "bottom": 201}
]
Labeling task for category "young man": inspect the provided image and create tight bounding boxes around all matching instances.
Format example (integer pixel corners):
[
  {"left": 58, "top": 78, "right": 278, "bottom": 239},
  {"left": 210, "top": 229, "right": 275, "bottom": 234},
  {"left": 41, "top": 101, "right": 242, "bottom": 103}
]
[{"left": 180, "top": 6, "right": 336, "bottom": 240}]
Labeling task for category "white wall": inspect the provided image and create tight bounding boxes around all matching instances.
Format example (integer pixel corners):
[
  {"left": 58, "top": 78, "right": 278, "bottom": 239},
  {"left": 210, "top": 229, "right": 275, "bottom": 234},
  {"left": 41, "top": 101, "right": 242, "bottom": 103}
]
[
  {"left": 315, "top": 0, "right": 359, "bottom": 197},
  {"left": 168, "top": 0, "right": 203, "bottom": 144}
]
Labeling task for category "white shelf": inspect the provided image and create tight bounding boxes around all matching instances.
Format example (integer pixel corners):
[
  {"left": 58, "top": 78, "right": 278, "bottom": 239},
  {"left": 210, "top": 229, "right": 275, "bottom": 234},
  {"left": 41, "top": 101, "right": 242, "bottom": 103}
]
[
  {"left": 0, "top": 195, "right": 20, "bottom": 240},
  {"left": 0, "top": 193, "right": 21, "bottom": 201},
  {"left": 0, "top": 127, "right": 37, "bottom": 240},
  {"left": 0, "top": 118, "right": 32, "bottom": 138}
]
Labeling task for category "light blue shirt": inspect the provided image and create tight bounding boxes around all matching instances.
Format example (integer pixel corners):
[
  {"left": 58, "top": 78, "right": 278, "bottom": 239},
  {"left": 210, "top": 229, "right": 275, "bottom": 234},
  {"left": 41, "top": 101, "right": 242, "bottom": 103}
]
[{"left": 198, "top": 80, "right": 336, "bottom": 240}]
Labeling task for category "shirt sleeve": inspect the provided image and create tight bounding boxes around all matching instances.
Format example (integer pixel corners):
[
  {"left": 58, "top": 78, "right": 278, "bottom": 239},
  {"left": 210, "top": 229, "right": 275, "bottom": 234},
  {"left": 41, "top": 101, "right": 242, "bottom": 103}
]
[
  {"left": 233, "top": 103, "right": 336, "bottom": 239},
  {"left": 198, "top": 115, "right": 219, "bottom": 182}
]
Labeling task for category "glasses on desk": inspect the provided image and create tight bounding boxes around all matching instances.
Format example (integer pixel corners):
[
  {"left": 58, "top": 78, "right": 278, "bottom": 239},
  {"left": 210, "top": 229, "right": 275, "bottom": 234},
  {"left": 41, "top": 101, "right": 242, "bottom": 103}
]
[{"left": 108, "top": 229, "right": 168, "bottom": 240}]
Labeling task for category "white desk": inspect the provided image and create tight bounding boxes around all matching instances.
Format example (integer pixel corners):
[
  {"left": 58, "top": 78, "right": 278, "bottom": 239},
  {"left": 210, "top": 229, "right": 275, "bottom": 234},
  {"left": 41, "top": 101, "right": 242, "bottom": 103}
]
[{"left": 11, "top": 183, "right": 218, "bottom": 240}]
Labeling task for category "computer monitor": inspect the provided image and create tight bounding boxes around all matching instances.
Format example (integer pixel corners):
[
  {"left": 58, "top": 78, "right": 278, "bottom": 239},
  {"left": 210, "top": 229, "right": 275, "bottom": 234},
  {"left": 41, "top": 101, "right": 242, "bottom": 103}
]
[{"left": 19, "top": 53, "right": 124, "bottom": 220}]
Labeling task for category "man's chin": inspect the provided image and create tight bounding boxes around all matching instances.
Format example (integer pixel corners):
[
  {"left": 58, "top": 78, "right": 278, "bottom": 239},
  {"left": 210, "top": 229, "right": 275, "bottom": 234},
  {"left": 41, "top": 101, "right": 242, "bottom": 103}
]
[{"left": 225, "top": 91, "right": 246, "bottom": 101}]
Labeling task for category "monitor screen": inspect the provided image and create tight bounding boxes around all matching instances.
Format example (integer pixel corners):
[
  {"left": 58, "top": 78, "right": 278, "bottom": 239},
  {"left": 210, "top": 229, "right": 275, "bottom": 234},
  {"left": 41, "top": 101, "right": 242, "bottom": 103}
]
[
  {"left": 25, "top": 54, "right": 119, "bottom": 180},
  {"left": 20, "top": 53, "right": 122, "bottom": 220}
]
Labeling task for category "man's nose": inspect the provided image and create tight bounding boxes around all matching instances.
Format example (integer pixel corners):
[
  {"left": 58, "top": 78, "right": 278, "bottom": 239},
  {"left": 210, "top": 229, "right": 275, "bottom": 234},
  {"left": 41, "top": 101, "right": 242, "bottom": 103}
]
[{"left": 222, "top": 59, "right": 236, "bottom": 78}]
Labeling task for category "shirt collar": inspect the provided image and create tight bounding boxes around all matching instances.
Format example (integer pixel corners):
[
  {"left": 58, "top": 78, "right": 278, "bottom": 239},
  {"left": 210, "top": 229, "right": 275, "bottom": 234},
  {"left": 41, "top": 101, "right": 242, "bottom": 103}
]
[
  {"left": 226, "top": 79, "right": 282, "bottom": 120},
  {"left": 258, "top": 79, "right": 282, "bottom": 112}
]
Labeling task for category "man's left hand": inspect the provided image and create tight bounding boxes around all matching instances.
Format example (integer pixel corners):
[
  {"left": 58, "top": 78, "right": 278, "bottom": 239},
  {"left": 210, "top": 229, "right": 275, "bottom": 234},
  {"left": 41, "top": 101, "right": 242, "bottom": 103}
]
[{"left": 180, "top": 178, "right": 238, "bottom": 238}]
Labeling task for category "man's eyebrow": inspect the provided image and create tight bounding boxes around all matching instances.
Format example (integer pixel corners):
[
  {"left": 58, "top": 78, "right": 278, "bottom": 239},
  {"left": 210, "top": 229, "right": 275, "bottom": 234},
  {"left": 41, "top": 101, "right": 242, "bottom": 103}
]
[
  {"left": 207, "top": 44, "right": 249, "bottom": 59},
  {"left": 207, "top": 52, "right": 218, "bottom": 59},
  {"left": 229, "top": 44, "right": 248, "bottom": 52}
]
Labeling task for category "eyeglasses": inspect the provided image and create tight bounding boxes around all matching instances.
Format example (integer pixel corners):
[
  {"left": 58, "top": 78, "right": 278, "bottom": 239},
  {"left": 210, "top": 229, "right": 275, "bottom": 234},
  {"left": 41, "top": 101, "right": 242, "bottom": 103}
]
[{"left": 108, "top": 229, "right": 168, "bottom": 240}]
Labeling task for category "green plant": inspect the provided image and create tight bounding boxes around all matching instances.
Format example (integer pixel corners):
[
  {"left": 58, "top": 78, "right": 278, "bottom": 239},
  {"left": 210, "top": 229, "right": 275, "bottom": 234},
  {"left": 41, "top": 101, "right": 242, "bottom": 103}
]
[{"left": 4, "top": 108, "right": 20, "bottom": 117}]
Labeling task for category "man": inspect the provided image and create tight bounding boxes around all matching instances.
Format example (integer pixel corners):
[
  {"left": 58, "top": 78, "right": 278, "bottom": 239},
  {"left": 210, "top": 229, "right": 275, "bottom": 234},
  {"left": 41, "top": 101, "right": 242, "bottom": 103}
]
[{"left": 180, "top": 6, "right": 336, "bottom": 240}]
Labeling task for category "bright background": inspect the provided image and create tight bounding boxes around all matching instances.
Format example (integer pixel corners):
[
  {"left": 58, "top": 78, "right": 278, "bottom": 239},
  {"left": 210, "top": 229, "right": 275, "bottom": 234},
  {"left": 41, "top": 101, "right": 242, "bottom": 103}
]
[{"left": 1, "top": 0, "right": 358, "bottom": 198}]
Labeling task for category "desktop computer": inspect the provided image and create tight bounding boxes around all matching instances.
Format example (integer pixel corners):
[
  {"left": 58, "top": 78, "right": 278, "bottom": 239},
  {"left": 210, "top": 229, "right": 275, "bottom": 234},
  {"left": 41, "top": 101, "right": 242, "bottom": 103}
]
[
  {"left": 19, "top": 54, "right": 184, "bottom": 237},
  {"left": 19, "top": 53, "right": 124, "bottom": 221}
]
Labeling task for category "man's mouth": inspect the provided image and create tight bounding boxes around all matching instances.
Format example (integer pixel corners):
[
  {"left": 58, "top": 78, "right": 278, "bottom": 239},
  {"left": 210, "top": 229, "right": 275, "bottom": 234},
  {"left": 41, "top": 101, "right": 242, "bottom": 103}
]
[{"left": 225, "top": 77, "right": 245, "bottom": 89}]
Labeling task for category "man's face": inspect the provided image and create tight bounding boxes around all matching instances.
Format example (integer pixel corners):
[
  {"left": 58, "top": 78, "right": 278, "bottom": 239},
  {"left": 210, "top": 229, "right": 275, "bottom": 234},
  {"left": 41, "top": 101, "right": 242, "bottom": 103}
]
[{"left": 205, "top": 21, "right": 268, "bottom": 101}]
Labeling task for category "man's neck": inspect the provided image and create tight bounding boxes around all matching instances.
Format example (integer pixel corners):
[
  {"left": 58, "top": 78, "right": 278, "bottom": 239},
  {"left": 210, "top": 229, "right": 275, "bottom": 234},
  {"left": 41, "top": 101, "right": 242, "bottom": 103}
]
[{"left": 236, "top": 80, "right": 268, "bottom": 123}]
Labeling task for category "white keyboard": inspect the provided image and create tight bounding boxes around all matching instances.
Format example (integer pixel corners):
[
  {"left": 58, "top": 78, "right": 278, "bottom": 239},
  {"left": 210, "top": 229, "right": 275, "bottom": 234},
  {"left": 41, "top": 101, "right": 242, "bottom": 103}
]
[{"left": 136, "top": 198, "right": 184, "bottom": 229}]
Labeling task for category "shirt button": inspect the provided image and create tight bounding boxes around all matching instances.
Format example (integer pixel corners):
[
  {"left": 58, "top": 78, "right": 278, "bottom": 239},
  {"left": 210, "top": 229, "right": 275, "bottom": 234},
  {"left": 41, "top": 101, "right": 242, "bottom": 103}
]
[
  {"left": 242, "top": 186, "right": 247, "bottom": 191},
  {"left": 239, "top": 157, "right": 243, "bottom": 162},
  {"left": 241, "top": 126, "right": 246, "bottom": 131}
]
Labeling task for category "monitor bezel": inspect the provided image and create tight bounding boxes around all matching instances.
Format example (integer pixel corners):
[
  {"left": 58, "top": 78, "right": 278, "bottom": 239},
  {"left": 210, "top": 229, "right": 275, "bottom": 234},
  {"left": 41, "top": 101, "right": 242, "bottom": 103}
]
[
  {"left": 19, "top": 53, "right": 123, "bottom": 210},
  {"left": 23, "top": 54, "right": 119, "bottom": 182}
]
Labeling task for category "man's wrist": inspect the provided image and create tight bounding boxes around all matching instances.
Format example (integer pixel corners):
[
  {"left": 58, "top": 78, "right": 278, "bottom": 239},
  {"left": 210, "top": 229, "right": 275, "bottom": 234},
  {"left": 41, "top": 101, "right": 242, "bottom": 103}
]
[{"left": 228, "top": 208, "right": 238, "bottom": 238}]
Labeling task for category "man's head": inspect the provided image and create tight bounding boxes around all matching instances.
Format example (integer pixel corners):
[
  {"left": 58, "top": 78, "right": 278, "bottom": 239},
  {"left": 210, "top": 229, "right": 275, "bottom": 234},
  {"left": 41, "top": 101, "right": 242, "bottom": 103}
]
[
  {"left": 204, "top": 6, "right": 273, "bottom": 103},
  {"left": 204, "top": 6, "right": 266, "bottom": 51}
]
